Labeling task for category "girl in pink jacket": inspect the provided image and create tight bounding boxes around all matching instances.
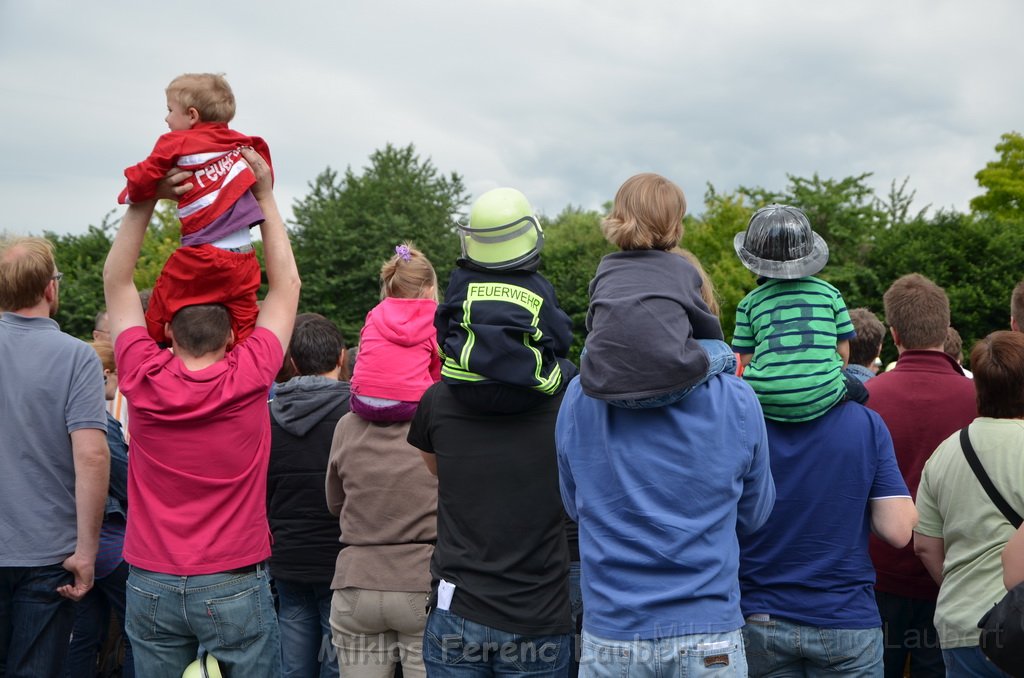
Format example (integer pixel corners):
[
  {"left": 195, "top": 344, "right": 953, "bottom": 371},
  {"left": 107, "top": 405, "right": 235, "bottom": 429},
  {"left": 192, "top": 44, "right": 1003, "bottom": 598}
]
[{"left": 349, "top": 243, "right": 442, "bottom": 421}]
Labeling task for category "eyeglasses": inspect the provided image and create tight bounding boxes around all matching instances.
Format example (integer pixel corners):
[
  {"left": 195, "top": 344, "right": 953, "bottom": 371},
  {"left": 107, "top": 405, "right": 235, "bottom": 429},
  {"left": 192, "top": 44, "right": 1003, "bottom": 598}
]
[{"left": 52, "top": 272, "right": 63, "bottom": 282}]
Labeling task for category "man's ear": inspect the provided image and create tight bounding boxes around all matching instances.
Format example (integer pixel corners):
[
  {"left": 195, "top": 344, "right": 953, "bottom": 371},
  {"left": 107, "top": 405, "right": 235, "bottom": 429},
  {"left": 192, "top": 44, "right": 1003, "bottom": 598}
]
[
  {"left": 1012, "top": 316, "right": 1021, "bottom": 333},
  {"left": 889, "top": 326, "right": 901, "bottom": 348},
  {"left": 164, "top": 322, "right": 174, "bottom": 343},
  {"left": 226, "top": 329, "right": 237, "bottom": 351},
  {"left": 187, "top": 107, "right": 201, "bottom": 125}
]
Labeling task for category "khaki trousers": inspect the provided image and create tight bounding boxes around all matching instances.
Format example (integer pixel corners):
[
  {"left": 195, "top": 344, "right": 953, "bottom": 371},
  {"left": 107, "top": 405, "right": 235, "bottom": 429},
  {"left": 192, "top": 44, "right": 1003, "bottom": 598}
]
[{"left": 330, "top": 587, "right": 429, "bottom": 678}]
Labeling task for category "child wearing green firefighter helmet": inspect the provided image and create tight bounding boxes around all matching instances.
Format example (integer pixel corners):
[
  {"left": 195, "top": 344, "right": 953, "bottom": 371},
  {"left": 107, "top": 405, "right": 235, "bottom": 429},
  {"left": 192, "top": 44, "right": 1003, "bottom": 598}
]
[{"left": 436, "top": 187, "right": 577, "bottom": 412}]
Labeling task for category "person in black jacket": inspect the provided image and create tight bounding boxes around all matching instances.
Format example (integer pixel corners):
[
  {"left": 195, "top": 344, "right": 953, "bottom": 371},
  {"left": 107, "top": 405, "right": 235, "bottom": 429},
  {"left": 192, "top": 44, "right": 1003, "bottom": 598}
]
[{"left": 268, "top": 313, "right": 351, "bottom": 678}]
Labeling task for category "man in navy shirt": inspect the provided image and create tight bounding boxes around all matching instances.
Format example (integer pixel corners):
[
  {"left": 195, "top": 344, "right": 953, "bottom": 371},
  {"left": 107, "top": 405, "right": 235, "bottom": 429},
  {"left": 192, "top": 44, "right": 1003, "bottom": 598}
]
[{"left": 738, "top": 401, "right": 918, "bottom": 675}]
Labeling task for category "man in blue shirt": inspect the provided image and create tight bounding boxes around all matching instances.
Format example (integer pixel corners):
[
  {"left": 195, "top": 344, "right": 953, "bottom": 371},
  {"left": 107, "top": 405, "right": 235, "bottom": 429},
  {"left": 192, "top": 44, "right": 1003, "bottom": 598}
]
[{"left": 556, "top": 372, "right": 775, "bottom": 676}]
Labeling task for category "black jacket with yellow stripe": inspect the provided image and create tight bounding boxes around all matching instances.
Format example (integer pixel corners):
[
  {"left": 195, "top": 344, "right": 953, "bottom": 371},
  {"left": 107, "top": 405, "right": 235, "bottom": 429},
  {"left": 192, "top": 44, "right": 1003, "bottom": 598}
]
[{"left": 435, "top": 264, "right": 574, "bottom": 394}]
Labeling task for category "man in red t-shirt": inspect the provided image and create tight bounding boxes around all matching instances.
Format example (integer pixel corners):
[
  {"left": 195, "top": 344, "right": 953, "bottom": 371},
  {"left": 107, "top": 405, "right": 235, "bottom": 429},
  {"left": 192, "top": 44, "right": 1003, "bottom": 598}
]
[
  {"left": 866, "top": 274, "right": 976, "bottom": 678},
  {"left": 103, "top": 149, "right": 300, "bottom": 678}
]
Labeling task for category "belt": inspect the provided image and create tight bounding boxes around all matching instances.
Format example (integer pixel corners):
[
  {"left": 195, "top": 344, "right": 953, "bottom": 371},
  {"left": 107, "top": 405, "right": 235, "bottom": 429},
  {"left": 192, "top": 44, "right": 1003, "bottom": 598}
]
[{"left": 224, "top": 562, "right": 262, "bottom": 575}]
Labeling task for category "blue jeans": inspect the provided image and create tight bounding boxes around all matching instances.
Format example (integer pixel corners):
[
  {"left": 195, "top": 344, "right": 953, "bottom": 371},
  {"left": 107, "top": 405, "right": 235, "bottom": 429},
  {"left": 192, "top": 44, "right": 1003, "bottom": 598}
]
[
  {"left": 423, "top": 608, "right": 571, "bottom": 678},
  {"left": 126, "top": 564, "right": 281, "bottom": 678},
  {"left": 742, "top": 616, "right": 882, "bottom": 677},
  {"left": 275, "top": 577, "right": 338, "bottom": 678},
  {"left": 608, "top": 339, "right": 738, "bottom": 409},
  {"left": 942, "top": 646, "right": 1012, "bottom": 677},
  {"left": 0, "top": 563, "right": 75, "bottom": 677},
  {"left": 580, "top": 628, "right": 746, "bottom": 677},
  {"left": 65, "top": 560, "right": 135, "bottom": 678}
]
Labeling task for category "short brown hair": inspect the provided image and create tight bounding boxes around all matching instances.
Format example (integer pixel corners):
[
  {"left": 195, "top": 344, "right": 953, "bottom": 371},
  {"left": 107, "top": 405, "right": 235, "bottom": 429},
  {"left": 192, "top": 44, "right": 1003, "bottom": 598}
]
[
  {"left": 1011, "top": 280, "right": 1024, "bottom": 330},
  {"left": 288, "top": 313, "right": 346, "bottom": 376},
  {"left": 166, "top": 73, "right": 236, "bottom": 123},
  {"left": 0, "top": 236, "right": 55, "bottom": 311},
  {"left": 970, "top": 331, "right": 1024, "bottom": 418},
  {"left": 602, "top": 173, "right": 687, "bottom": 251},
  {"left": 848, "top": 308, "right": 885, "bottom": 367},
  {"left": 169, "top": 304, "right": 232, "bottom": 356},
  {"left": 380, "top": 243, "right": 437, "bottom": 301},
  {"left": 882, "top": 273, "right": 949, "bottom": 349}
]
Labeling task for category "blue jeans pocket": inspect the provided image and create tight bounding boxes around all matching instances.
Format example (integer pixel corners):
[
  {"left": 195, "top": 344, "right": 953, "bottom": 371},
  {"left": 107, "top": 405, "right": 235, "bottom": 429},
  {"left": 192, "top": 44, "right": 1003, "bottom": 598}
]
[
  {"left": 508, "top": 633, "right": 567, "bottom": 673},
  {"left": 424, "top": 609, "right": 469, "bottom": 665},
  {"left": 741, "top": 619, "right": 775, "bottom": 661},
  {"left": 206, "top": 584, "right": 265, "bottom": 650},
  {"left": 580, "top": 635, "right": 630, "bottom": 678},
  {"left": 125, "top": 580, "right": 161, "bottom": 642},
  {"left": 817, "top": 627, "right": 882, "bottom": 671}
]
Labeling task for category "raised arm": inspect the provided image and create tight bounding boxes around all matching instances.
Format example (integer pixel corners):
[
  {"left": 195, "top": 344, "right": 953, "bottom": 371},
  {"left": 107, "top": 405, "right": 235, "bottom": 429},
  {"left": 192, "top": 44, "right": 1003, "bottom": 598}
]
[
  {"left": 104, "top": 170, "right": 192, "bottom": 345},
  {"left": 245, "top": 147, "right": 300, "bottom": 353},
  {"left": 103, "top": 201, "right": 154, "bottom": 344}
]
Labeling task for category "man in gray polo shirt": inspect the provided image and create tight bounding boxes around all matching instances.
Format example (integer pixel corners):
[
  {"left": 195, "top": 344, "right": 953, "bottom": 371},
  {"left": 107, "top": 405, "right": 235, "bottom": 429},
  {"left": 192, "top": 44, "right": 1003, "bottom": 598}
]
[{"left": 0, "top": 236, "right": 109, "bottom": 677}]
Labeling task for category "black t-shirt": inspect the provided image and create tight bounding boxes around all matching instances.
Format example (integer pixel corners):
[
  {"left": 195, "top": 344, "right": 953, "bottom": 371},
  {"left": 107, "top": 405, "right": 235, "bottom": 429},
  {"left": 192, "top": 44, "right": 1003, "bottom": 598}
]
[{"left": 408, "top": 382, "right": 572, "bottom": 636}]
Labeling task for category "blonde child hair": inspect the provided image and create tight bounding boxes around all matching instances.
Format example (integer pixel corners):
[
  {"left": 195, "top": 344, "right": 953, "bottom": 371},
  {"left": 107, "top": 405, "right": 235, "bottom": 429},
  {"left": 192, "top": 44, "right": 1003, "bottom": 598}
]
[
  {"left": 673, "top": 247, "right": 720, "bottom": 317},
  {"left": 602, "top": 173, "right": 687, "bottom": 251},
  {"left": 380, "top": 242, "right": 438, "bottom": 301},
  {"left": 166, "top": 73, "right": 236, "bottom": 123}
]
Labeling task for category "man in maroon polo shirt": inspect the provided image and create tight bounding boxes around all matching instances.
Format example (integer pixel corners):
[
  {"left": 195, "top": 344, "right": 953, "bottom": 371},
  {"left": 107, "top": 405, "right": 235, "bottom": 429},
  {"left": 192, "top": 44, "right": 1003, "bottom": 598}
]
[{"left": 866, "top": 273, "right": 976, "bottom": 678}]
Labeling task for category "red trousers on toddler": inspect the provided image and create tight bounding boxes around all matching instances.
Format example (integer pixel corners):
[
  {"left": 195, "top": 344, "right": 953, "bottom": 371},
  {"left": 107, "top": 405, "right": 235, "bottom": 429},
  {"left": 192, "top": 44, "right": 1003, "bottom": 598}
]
[{"left": 145, "top": 244, "right": 261, "bottom": 346}]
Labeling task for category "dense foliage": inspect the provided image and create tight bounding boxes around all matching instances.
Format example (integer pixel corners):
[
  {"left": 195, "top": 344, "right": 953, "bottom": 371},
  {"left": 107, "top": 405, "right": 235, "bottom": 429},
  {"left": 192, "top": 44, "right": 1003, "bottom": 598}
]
[{"left": 289, "top": 143, "right": 467, "bottom": 341}]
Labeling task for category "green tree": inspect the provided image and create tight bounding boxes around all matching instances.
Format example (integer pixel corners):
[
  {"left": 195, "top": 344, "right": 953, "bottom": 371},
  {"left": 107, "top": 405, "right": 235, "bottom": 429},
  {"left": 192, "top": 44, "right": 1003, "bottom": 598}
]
[
  {"left": 48, "top": 201, "right": 195, "bottom": 339},
  {"left": 970, "top": 131, "right": 1024, "bottom": 220},
  {"left": 868, "top": 210, "right": 1024, "bottom": 365},
  {"left": 739, "top": 172, "right": 888, "bottom": 309},
  {"left": 48, "top": 216, "right": 117, "bottom": 339},
  {"left": 685, "top": 186, "right": 757, "bottom": 342},
  {"left": 540, "top": 205, "right": 614, "bottom": 360},
  {"left": 290, "top": 143, "right": 468, "bottom": 340},
  {"left": 135, "top": 201, "right": 185, "bottom": 291}
]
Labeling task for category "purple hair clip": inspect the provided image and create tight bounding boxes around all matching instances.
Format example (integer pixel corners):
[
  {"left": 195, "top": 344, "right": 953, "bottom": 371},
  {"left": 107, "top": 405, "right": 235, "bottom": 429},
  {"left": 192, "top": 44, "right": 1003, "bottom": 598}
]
[{"left": 395, "top": 244, "right": 412, "bottom": 262}]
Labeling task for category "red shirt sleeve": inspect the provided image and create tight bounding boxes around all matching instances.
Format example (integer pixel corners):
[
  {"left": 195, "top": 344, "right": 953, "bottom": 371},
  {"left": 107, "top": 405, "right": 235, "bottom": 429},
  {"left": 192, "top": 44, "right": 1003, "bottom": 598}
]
[{"left": 119, "top": 132, "right": 186, "bottom": 204}]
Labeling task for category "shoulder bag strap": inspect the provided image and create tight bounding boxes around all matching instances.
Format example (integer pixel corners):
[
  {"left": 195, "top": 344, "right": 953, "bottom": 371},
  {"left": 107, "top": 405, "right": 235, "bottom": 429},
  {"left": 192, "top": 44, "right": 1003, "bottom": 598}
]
[{"left": 960, "top": 427, "right": 1024, "bottom": 529}]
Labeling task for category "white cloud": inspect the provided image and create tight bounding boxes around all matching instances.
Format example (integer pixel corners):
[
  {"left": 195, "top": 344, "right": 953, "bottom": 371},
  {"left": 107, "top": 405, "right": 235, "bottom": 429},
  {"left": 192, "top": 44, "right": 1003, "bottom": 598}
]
[{"left": 1, "top": 0, "right": 1021, "bottom": 237}]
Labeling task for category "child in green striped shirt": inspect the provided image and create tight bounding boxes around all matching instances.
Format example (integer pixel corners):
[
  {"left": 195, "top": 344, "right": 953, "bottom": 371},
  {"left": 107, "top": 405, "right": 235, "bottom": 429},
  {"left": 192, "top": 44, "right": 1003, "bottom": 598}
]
[{"left": 732, "top": 204, "right": 863, "bottom": 422}]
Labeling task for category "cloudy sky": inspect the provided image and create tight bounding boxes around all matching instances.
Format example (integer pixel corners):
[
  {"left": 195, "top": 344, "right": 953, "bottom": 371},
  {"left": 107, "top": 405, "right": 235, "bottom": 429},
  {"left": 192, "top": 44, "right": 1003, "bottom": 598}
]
[{"left": 1, "top": 1, "right": 1021, "bottom": 238}]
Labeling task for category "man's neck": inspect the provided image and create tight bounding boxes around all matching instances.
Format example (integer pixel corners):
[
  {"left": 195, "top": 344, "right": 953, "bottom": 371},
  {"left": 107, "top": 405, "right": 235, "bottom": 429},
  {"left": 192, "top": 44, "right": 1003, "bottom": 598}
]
[
  {"left": 8, "top": 301, "right": 51, "bottom": 318},
  {"left": 895, "top": 345, "right": 945, "bottom": 354},
  {"left": 175, "top": 350, "right": 226, "bottom": 372}
]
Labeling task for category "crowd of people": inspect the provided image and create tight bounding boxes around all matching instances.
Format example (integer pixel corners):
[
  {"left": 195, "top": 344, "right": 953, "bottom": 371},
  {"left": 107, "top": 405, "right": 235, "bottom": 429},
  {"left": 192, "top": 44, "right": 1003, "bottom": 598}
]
[{"left": 2, "top": 72, "right": 1024, "bottom": 678}]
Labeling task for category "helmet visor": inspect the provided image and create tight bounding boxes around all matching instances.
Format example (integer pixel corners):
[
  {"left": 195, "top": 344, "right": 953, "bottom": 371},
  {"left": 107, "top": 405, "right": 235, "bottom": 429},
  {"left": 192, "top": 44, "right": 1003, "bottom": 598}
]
[{"left": 457, "top": 215, "right": 544, "bottom": 270}]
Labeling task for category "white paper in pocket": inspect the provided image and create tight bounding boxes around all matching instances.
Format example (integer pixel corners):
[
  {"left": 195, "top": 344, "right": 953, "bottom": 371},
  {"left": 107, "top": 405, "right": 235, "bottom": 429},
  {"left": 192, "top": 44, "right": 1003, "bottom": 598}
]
[{"left": 437, "top": 578, "right": 456, "bottom": 611}]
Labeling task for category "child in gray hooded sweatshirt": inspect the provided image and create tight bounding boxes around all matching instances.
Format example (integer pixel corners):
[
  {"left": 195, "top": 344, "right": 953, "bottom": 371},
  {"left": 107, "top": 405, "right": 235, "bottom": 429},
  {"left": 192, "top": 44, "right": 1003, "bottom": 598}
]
[{"left": 581, "top": 173, "right": 734, "bottom": 407}]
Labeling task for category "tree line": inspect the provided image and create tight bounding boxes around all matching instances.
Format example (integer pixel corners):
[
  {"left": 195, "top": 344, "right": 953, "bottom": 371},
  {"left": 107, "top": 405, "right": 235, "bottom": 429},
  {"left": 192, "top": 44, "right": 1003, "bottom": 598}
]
[{"left": 40, "top": 132, "right": 1024, "bottom": 368}]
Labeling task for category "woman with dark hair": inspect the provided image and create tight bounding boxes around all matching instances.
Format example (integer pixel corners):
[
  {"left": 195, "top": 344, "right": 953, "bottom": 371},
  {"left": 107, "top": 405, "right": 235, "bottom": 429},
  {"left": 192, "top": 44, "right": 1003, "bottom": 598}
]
[{"left": 914, "top": 331, "right": 1024, "bottom": 676}]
